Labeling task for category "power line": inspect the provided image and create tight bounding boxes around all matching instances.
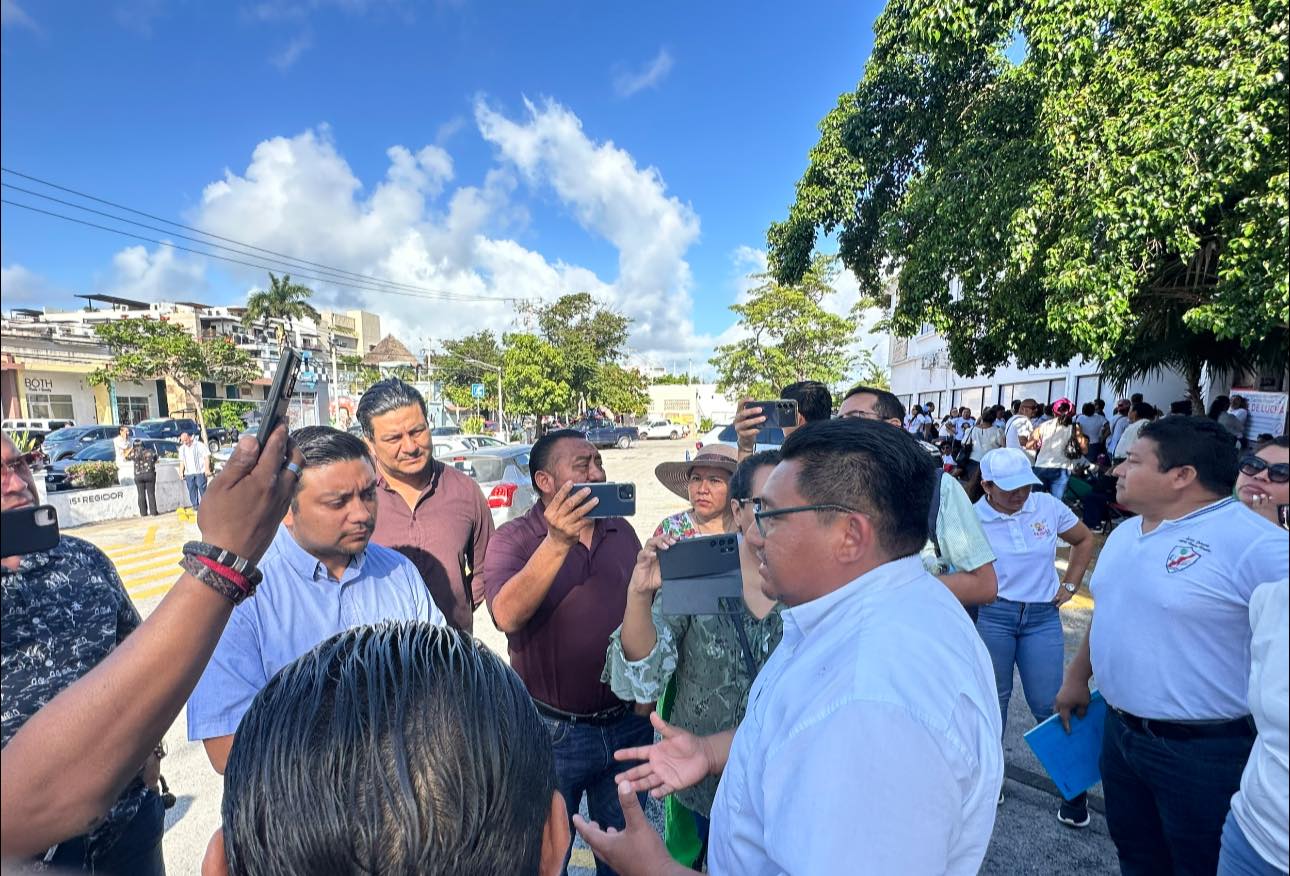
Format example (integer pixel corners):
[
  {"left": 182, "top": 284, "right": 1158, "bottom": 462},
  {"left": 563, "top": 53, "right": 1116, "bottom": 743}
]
[
  {"left": 0, "top": 167, "right": 526, "bottom": 304},
  {"left": 1, "top": 198, "right": 510, "bottom": 305}
]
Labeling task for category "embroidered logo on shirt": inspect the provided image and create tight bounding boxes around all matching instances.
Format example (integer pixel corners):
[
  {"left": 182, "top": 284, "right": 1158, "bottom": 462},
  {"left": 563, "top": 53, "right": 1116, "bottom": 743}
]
[
  {"left": 1030, "top": 520, "right": 1052, "bottom": 538},
  {"left": 1165, "top": 544, "right": 1203, "bottom": 574}
]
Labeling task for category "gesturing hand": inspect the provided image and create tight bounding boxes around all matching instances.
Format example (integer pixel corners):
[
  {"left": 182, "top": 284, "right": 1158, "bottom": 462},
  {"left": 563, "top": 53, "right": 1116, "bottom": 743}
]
[
  {"left": 628, "top": 535, "right": 677, "bottom": 597},
  {"left": 574, "top": 782, "right": 679, "bottom": 876},
  {"left": 544, "top": 481, "right": 596, "bottom": 548},
  {"left": 197, "top": 426, "right": 303, "bottom": 565},
  {"left": 613, "top": 712, "right": 712, "bottom": 799}
]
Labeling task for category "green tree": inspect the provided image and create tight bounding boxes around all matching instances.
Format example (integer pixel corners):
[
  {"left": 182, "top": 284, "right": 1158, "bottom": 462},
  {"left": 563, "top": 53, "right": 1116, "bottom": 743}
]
[
  {"left": 89, "top": 319, "right": 259, "bottom": 443},
  {"left": 502, "top": 333, "right": 575, "bottom": 424},
  {"left": 591, "top": 364, "right": 651, "bottom": 416},
  {"left": 524, "top": 293, "right": 632, "bottom": 412},
  {"left": 430, "top": 330, "right": 504, "bottom": 412},
  {"left": 769, "top": 0, "right": 1288, "bottom": 410},
  {"left": 651, "top": 373, "right": 700, "bottom": 386},
  {"left": 709, "top": 254, "right": 858, "bottom": 398},
  {"left": 242, "top": 273, "right": 321, "bottom": 343}
]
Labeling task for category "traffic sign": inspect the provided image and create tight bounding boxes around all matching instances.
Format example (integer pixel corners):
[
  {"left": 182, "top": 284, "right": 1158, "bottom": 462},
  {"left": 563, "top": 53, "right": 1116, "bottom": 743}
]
[{"left": 471, "top": 383, "right": 487, "bottom": 399}]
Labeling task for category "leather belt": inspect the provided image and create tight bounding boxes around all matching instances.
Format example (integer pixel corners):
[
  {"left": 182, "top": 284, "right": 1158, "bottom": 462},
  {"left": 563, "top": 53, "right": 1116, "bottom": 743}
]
[
  {"left": 534, "top": 700, "right": 630, "bottom": 727},
  {"left": 1111, "top": 707, "right": 1255, "bottom": 741}
]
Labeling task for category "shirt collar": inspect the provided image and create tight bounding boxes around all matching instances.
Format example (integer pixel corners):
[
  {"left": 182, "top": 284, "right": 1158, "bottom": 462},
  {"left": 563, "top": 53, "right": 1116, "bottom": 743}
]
[
  {"left": 376, "top": 459, "right": 443, "bottom": 501},
  {"left": 975, "top": 493, "right": 1036, "bottom": 521},
  {"left": 1139, "top": 497, "right": 1239, "bottom": 537},
  {"left": 272, "top": 523, "right": 366, "bottom": 584},
  {"left": 781, "top": 554, "right": 925, "bottom": 641}
]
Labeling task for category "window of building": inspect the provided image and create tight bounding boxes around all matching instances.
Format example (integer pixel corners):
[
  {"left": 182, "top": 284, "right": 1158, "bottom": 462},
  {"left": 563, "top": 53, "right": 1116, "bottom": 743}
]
[
  {"left": 1075, "top": 374, "right": 1105, "bottom": 410},
  {"left": 116, "top": 396, "right": 151, "bottom": 425},
  {"left": 200, "top": 381, "right": 218, "bottom": 399},
  {"left": 918, "top": 391, "right": 945, "bottom": 414},
  {"left": 951, "top": 387, "right": 988, "bottom": 416},
  {"left": 997, "top": 381, "right": 1058, "bottom": 408},
  {"left": 225, "top": 385, "right": 240, "bottom": 400},
  {"left": 27, "top": 393, "right": 75, "bottom": 421}
]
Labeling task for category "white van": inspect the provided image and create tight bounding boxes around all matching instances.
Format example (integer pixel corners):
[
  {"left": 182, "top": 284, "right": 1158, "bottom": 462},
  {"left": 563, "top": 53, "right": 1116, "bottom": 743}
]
[{"left": 3, "top": 418, "right": 76, "bottom": 433}]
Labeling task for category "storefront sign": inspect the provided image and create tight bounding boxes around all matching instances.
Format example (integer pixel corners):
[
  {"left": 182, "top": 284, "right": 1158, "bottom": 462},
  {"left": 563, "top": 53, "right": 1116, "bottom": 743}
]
[{"left": 23, "top": 377, "right": 55, "bottom": 392}]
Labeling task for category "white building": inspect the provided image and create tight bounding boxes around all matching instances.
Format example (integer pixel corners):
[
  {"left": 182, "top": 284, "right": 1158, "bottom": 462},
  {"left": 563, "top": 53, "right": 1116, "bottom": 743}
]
[{"left": 646, "top": 383, "right": 738, "bottom": 426}]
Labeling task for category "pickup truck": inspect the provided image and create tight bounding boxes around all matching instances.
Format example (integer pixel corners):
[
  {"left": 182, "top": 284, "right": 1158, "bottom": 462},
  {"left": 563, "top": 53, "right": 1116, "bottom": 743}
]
[
  {"left": 639, "top": 418, "right": 688, "bottom": 440},
  {"left": 134, "top": 417, "right": 234, "bottom": 451},
  {"left": 571, "top": 418, "right": 640, "bottom": 449}
]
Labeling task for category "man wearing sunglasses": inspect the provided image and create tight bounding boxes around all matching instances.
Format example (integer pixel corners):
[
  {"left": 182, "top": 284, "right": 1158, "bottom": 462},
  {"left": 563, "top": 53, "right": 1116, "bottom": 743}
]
[
  {"left": 575, "top": 419, "right": 1003, "bottom": 875},
  {"left": 1055, "top": 417, "right": 1289, "bottom": 875}
]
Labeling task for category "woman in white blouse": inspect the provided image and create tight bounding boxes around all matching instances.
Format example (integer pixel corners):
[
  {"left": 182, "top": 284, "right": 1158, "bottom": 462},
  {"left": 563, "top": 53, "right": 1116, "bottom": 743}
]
[{"left": 974, "top": 448, "right": 1096, "bottom": 826}]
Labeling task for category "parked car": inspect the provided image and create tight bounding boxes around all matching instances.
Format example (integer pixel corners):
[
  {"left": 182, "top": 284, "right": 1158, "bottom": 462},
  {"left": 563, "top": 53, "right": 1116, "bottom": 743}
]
[
  {"left": 449, "top": 445, "right": 537, "bottom": 529},
  {"left": 45, "top": 438, "right": 179, "bottom": 491},
  {"left": 571, "top": 417, "right": 639, "bottom": 449},
  {"left": 695, "top": 423, "right": 785, "bottom": 453},
  {"left": 431, "top": 426, "right": 462, "bottom": 437},
  {"left": 133, "top": 417, "right": 233, "bottom": 451},
  {"left": 40, "top": 425, "right": 126, "bottom": 463},
  {"left": 3, "top": 417, "right": 76, "bottom": 433},
  {"left": 432, "top": 434, "right": 510, "bottom": 458},
  {"left": 639, "top": 418, "right": 689, "bottom": 440}
]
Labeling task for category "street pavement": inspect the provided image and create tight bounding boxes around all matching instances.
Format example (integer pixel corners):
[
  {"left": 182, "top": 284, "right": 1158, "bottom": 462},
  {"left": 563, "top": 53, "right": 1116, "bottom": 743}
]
[{"left": 65, "top": 436, "right": 1118, "bottom": 873}]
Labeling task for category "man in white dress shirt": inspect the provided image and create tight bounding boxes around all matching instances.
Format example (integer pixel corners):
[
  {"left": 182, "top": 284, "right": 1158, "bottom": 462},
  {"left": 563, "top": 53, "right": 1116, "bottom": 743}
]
[
  {"left": 575, "top": 419, "right": 1004, "bottom": 875},
  {"left": 1056, "top": 416, "right": 1288, "bottom": 875}
]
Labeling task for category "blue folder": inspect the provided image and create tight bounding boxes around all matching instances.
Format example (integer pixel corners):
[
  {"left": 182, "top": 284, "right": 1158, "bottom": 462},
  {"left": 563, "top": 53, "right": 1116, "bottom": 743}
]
[{"left": 1023, "top": 690, "right": 1107, "bottom": 800}]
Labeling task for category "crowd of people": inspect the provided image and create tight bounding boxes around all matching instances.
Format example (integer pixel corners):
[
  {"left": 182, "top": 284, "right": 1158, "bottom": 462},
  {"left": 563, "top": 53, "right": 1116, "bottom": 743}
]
[{"left": 1, "top": 375, "right": 1287, "bottom": 876}]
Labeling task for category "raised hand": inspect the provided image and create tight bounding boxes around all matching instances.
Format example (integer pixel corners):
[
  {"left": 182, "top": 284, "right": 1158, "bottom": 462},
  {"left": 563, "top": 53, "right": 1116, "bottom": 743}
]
[
  {"left": 543, "top": 481, "right": 596, "bottom": 547},
  {"left": 613, "top": 712, "right": 712, "bottom": 798},
  {"left": 198, "top": 426, "right": 302, "bottom": 564},
  {"left": 573, "top": 781, "right": 683, "bottom": 876},
  {"left": 733, "top": 399, "right": 766, "bottom": 452},
  {"left": 628, "top": 535, "right": 677, "bottom": 597}
]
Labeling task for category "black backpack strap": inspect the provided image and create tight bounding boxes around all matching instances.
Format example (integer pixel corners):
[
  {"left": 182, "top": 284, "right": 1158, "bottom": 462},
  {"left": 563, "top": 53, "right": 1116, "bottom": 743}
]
[{"left": 928, "top": 469, "right": 943, "bottom": 558}]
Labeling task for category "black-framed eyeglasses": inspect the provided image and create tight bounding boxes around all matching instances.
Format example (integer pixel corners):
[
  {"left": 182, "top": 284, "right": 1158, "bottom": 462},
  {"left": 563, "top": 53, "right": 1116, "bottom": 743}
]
[
  {"left": 1, "top": 453, "right": 36, "bottom": 478},
  {"left": 1240, "top": 456, "right": 1290, "bottom": 484},
  {"left": 753, "top": 500, "right": 859, "bottom": 537},
  {"left": 838, "top": 410, "right": 884, "bottom": 421}
]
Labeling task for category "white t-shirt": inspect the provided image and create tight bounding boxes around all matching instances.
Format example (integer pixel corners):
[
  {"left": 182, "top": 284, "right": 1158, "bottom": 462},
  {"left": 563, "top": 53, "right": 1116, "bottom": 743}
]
[
  {"left": 1114, "top": 418, "right": 1148, "bottom": 460},
  {"left": 708, "top": 556, "right": 1002, "bottom": 875},
  {"left": 974, "top": 492, "right": 1080, "bottom": 603},
  {"left": 179, "top": 440, "right": 210, "bottom": 476},
  {"left": 967, "top": 425, "right": 1004, "bottom": 462},
  {"left": 1107, "top": 414, "right": 1130, "bottom": 455},
  {"left": 1090, "top": 499, "right": 1290, "bottom": 720},
  {"left": 955, "top": 417, "right": 976, "bottom": 442},
  {"left": 1004, "top": 416, "right": 1035, "bottom": 461},
  {"left": 1076, "top": 413, "right": 1107, "bottom": 443},
  {"left": 112, "top": 435, "right": 131, "bottom": 466},
  {"left": 907, "top": 413, "right": 931, "bottom": 435},
  {"left": 1230, "top": 577, "right": 1289, "bottom": 872},
  {"left": 1033, "top": 420, "right": 1078, "bottom": 469},
  {"left": 1231, "top": 407, "right": 1249, "bottom": 426}
]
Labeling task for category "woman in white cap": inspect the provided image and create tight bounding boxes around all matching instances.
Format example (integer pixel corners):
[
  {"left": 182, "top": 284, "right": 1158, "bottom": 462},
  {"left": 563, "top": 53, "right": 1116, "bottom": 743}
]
[
  {"left": 974, "top": 447, "right": 1097, "bottom": 826},
  {"left": 603, "top": 448, "right": 782, "bottom": 866}
]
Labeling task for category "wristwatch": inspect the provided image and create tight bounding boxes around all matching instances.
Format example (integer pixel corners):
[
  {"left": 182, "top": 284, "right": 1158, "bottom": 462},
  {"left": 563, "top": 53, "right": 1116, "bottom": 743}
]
[{"left": 1061, "top": 581, "right": 1078, "bottom": 594}]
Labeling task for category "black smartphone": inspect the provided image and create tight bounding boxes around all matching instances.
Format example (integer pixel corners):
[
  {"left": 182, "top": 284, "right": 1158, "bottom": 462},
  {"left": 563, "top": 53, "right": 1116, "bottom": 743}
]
[
  {"left": 255, "top": 348, "right": 302, "bottom": 446},
  {"left": 571, "top": 482, "right": 636, "bottom": 518},
  {"left": 745, "top": 399, "right": 799, "bottom": 429},
  {"left": 1, "top": 505, "right": 60, "bottom": 558},
  {"left": 659, "top": 533, "right": 743, "bottom": 615}
]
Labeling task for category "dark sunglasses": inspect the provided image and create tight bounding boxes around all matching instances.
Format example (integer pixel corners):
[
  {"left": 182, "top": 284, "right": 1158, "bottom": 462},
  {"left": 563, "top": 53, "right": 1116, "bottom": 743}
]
[{"left": 1240, "top": 456, "right": 1290, "bottom": 484}]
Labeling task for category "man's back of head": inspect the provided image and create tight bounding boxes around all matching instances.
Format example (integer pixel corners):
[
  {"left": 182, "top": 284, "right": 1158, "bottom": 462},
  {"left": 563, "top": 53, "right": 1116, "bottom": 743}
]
[
  {"left": 781, "top": 381, "right": 833, "bottom": 426},
  {"left": 211, "top": 622, "right": 565, "bottom": 876}
]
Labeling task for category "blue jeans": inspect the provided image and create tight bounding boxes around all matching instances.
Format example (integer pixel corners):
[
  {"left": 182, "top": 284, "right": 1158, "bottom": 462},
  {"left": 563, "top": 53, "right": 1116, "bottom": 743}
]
[
  {"left": 1033, "top": 466, "right": 1071, "bottom": 501},
  {"left": 975, "top": 598, "right": 1065, "bottom": 736},
  {"left": 543, "top": 711, "right": 653, "bottom": 876},
  {"left": 184, "top": 473, "right": 207, "bottom": 508},
  {"left": 1219, "top": 809, "right": 1284, "bottom": 875},
  {"left": 47, "top": 788, "right": 165, "bottom": 875},
  {"left": 1101, "top": 708, "right": 1254, "bottom": 875}
]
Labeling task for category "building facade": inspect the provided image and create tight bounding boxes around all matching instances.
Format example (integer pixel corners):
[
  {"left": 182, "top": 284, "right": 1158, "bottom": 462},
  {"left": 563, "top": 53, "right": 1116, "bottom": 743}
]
[{"left": 646, "top": 383, "right": 738, "bottom": 426}]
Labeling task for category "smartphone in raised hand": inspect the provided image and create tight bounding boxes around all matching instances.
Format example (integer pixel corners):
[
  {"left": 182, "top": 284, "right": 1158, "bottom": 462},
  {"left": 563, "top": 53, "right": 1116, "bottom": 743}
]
[
  {"left": 255, "top": 348, "right": 301, "bottom": 446},
  {"left": 744, "top": 399, "right": 799, "bottom": 429},
  {"left": 571, "top": 482, "right": 636, "bottom": 518},
  {"left": 1, "top": 505, "right": 60, "bottom": 558}
]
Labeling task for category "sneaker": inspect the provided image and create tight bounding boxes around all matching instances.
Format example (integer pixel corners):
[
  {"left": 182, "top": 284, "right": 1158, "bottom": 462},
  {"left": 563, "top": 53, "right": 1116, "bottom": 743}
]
[{"left": 1057, "top": 797, "right": 1090, "bottom": 829}]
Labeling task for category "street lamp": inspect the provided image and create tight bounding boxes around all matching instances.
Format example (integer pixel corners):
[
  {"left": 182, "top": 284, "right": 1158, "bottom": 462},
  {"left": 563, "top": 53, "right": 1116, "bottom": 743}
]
[{"left": 462, "top": 357, "right": 504, "bottom": 439}]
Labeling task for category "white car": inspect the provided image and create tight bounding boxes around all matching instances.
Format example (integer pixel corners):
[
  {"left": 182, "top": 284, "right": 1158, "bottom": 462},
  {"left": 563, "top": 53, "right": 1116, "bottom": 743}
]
[
  {"left": 639, "top": 418, "right": 689, "bottom": 440},
  {"left": 695, "top": 423, "right": 784, "bottom": 454},
  {"left": 432, "top": 434, "right": 510, "bottom": 459}
]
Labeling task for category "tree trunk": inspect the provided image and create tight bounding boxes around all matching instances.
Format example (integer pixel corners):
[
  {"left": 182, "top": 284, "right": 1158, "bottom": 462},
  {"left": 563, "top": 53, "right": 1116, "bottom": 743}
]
[{"left": 1185, "top": 361, "right": 1205, "bottom": 415}]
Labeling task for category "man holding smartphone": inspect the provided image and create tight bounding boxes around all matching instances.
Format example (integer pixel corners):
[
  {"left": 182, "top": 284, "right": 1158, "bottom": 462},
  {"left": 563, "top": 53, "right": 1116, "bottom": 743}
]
[{"left": 483, "top": 429, "right": 650, "bottom": 876}]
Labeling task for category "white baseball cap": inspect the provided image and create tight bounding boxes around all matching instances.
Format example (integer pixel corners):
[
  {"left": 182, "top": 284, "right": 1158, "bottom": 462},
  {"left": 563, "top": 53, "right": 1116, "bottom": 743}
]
[{"left": 979, "top": 448, "right": 1042, "bottom": 491}]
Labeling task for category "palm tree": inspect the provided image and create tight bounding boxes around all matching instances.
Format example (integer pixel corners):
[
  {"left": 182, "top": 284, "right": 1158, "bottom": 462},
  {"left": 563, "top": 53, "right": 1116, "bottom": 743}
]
[{"left": 241, "top": 273, "right": 320, "bottom": 343}]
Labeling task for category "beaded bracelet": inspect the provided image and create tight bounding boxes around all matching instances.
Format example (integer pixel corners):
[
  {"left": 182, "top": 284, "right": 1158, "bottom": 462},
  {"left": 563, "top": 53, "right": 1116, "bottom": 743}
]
[
  {"left": 179, "top": 554, "right": 253, "bottom": 605},
  {"left": 182, "top": 541, "right": 263, "bottom": 588}
]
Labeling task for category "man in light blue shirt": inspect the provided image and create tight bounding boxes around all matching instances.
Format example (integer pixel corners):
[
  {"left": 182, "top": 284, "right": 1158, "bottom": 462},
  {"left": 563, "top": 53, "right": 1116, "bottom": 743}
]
[{"left": 187, "top": 427, "right": 443, "bottom": 772}]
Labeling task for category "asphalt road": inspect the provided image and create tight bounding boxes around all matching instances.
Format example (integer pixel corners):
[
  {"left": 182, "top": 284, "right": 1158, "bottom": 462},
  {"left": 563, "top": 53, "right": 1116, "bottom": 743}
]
[{"left": 67, "top": 436, "right": 1118, "bottom": 874}]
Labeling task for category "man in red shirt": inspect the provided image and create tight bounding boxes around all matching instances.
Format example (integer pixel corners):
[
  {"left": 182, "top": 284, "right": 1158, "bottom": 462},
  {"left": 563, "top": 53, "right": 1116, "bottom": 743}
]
[{"left": 358, "top": 379, "right": 494, "bottom": 632}]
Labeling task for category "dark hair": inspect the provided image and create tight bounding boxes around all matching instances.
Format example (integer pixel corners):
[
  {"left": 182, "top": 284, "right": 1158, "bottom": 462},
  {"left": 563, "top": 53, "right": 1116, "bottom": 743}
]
[
  {"left": 223, "top": 623, "right": 555, "bottom": 876},
  {"left": 729, "top": 449, "right": 781, "bottom": 501},
  {"left": 1255, "top": 435, "right": 1290, "bottom": 453},
  {"left": 781, "top": 381, "right": 833, "bottom": 423},
  {"left": 1207, "top": 395, "right": 1231, "bottom": 419},
  {"left": 980, "top": 408, "right": 998, "bottom": 426},
  {"left": 1169, "top": 400, "right": 1193, "bottom": 415},
  {"left": 293, "top": 425, "right": 373, "bottom": 469},
  {"left": 779, "top": 419, "right": 934, "bottom": 558},
  {"left": 1131, "top": 401, "right": 1156, "bottom": 421},
  {"left": 528, "top": 429, "right": 587, "bottom": 492},
  {"left": 355, "top": 378, "right": 428, "bottom": 438},
  {"left": 1081, "top": 402, "right": 1096, "bottom": 416},
  {"left": 1094, "top": 398, "right": 1106, "bottom": 410},
  {"left": 1138, "top": 416, "right": 1239, "bottom": 496},
  {"left": 1131, "top": 393, "right": 1144, "bottom": 404},
  {"left": 842, "top": 385, "right": 906, "bottom": 423}
]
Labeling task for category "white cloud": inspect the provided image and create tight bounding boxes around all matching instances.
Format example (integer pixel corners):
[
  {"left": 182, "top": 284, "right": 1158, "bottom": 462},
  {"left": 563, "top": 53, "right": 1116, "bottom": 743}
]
[
  {"left": 270, "top": 31, "right": 312, "bottom": 70},
  {"left": 1, "top": 0, "right": 37, "bottom": 30},
  {"left": 103, "top": 245, "right": 209, "bottom": 302},
  {"left": 613, "top": 48, "right": 674, "bottom": 98},
  {"left": 1, "top": 263, "right": 57, "bottom": 300}
]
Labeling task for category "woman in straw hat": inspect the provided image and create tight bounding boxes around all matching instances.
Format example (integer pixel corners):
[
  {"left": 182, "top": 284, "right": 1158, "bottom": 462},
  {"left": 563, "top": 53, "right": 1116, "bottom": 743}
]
[{"left": 603, "top": 448, "right": 784, "bottom": 867}]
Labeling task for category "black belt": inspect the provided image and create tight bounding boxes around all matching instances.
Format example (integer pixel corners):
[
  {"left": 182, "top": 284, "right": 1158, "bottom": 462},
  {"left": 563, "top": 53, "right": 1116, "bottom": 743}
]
[
  {"left": 534, "top": 700, "right": 630, "bottom": 727},
  {"left": 1112, "top": 707, "right": 1255, "bottom": 741}
]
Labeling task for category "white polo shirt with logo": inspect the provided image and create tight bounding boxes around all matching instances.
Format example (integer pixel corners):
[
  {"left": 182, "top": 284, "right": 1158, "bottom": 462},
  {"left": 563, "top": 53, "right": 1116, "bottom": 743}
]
[
  {"left": 1004, "top": 416, "right": 1036, "bottom": 462},
  {"left": 975, "top": 492, "right": 1079, "bottom": 603},
  {"left": 1090, "top": 498, "right": 1289, "bottom": 721}
]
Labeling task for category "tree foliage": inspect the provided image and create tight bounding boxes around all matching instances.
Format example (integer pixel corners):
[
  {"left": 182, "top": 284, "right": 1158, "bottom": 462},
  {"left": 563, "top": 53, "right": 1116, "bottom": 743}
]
[
  {"left": 770, "top": 0, "right": 1288, "bottom": 408},
  {"left": 709, "top": 255, "right": 860, "bottom": 398},
  {"left": 429, "top": 330, "right": 503, "bottom": 411},
  {"left": 651, "top": 373, "right": 701, "bottom": 386},
  {"left": 590, "top": 364, "right": 651, "bottom": 416},
  {"left": 89, "top": 319, "right": 259, "bottom": 441},
  {"left": 242, "top": 273, "right": 321, "bottom": 336},
  {"left": 523, "top": 293, "right": 632, "bottom": 412},
  {"left": 501, "top": 333, "right": 575, "bottom": 420}
]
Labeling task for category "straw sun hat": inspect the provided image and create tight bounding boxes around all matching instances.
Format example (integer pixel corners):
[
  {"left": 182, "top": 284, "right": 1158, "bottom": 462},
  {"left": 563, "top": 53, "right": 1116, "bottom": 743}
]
[{"left": 654, "top": 444, "right": 740, "bottom": 500}]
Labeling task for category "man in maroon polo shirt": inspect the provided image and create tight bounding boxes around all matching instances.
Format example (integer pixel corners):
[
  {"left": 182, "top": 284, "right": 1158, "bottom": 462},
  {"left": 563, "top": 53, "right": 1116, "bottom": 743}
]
[
  {"left": 484, "top": 429, "right": 651, "bottom": 876},
  {"left": 357, "top": 379, "right": 494, "bottom": 632}
]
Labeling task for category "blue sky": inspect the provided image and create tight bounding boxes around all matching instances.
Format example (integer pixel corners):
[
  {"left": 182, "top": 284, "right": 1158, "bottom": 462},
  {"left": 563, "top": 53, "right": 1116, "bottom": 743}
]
[{"left": 1, "top": 0, "right": 885, "bottom": 370}]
